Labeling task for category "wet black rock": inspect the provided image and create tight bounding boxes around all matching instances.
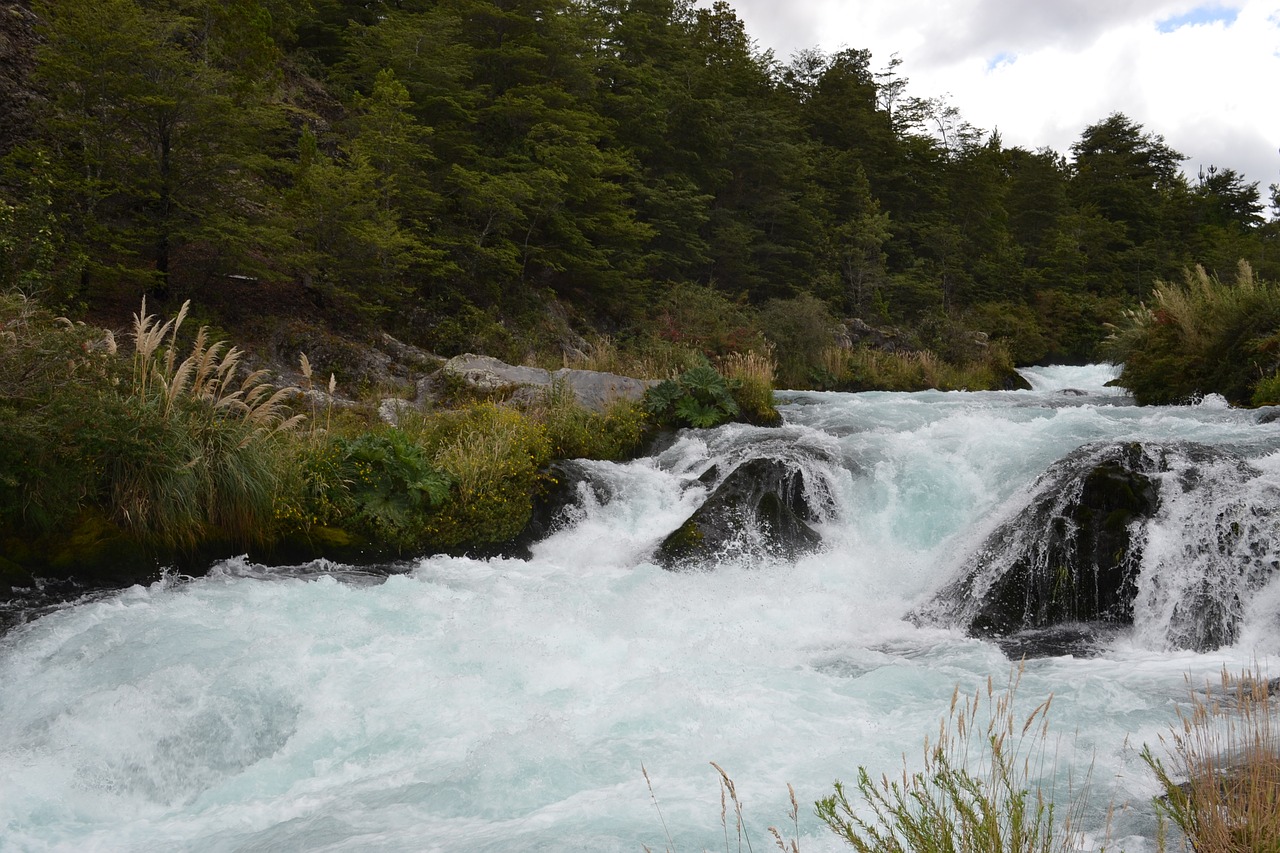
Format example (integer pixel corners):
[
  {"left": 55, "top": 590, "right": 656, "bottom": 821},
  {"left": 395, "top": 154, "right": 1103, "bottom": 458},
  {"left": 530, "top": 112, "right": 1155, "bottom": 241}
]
[
  {"left": 506, "top": 461, "right": 614, "bottom": 558},
  {"left": 656, "top": 457, "right": 823, "bottom": 568},
  {"left": 914, "top": 441, "right": 1272, "bottom": 653}
]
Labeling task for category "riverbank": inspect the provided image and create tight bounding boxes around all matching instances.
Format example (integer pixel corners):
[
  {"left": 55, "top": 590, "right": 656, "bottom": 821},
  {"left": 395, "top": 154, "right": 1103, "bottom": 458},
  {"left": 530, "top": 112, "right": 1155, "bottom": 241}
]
[{"left": 1, "top": 291, "right": 1036, "bottom": 605}]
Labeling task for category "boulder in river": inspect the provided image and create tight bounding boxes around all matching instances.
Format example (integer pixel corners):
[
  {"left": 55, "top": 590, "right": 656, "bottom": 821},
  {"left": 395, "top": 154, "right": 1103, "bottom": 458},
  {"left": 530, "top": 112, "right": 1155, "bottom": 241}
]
[
  {"left": 914, "top": 441, "right": 1277, "bottom": 653},
  {"left": 656, "top": 457, "right": 823, "bottom": 568}
]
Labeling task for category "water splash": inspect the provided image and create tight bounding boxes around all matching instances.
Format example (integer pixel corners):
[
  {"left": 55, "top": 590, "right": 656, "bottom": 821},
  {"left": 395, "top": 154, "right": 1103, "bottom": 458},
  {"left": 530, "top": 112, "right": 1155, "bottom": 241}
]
[{"left": 2, "top": 366, "right": 1279, "bottom": 851}]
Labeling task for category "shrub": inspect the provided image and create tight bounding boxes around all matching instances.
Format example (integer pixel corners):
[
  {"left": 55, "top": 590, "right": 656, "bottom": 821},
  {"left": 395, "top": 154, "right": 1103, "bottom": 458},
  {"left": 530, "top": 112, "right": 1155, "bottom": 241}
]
[
  {"left": 1142, "top": 666, "right": 1280, "bottom": 851},
  {"left": 319, "top": 430, "right": 451, "bottom": 550},
  {"left": 653, "top": 282, "right": 766, "bottom": 356},
  {"left": 758, "top": 294, "right": 840, "bottom": 389},
  {"left": 1109, "top": 263, "right": 1280, "bottom": 406},
  {"left": 0, "top": 294, "right": 118, "bottom": 533},
  {"left": 420, "top": 403, "right": 552, "bottom": 548},
  {"left": 645, "top": 364, "right": 741, "bottom": 429},
  {"left": 966, "top": 301, "right": 1050, "bottom": 365},
  {"left": 818, "top": 669, "right": 1091, "bottom": 853}
]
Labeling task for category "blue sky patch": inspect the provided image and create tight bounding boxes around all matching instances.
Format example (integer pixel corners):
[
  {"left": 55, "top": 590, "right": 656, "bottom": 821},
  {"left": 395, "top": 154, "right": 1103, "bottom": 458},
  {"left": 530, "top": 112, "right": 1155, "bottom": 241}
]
[
  {"left": 986, "top": 51, "right": 1016, "bottom": 70},
  {"left": 1157, "top": 5, "right": 1239, "bottom": 32}
]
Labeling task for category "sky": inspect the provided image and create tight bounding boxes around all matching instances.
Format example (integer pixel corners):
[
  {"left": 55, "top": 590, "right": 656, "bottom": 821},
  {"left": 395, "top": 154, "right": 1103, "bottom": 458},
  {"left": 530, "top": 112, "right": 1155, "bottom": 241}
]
[{"left": 721, "top": 0, "right": 1280, "bottom": 197}]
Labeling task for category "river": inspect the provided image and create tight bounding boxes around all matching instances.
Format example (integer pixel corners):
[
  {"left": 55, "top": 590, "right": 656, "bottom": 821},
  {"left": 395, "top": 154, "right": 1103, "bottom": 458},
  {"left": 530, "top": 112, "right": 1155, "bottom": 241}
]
[{"left": 2, "top": 364, "right": 1278, "bottom": 851}]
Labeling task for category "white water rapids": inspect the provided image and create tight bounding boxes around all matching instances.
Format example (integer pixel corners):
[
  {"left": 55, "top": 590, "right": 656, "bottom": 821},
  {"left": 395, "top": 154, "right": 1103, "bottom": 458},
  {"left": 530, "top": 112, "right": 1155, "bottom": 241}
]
[{"left": 3, "top": 364, "right": 1280, "bottom": 852}]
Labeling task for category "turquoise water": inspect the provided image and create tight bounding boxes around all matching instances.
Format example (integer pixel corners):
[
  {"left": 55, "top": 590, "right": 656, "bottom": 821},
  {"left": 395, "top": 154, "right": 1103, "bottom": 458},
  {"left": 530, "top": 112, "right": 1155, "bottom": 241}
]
[{"left": 2, "top": 365, "right": 1278, "bottom": 852}]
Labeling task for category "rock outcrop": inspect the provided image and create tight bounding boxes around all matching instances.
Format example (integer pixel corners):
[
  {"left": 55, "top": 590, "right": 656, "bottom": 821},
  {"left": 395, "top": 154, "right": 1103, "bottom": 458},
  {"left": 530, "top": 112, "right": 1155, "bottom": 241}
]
[{"left": 441, "top": 354, "right": 657, "bottom": 413}]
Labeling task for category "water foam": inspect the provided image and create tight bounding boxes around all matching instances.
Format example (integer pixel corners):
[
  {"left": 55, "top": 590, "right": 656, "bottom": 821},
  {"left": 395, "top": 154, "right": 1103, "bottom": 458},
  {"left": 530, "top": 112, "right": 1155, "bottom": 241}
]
[{"left": 2, "top": 366, "right": 1278, "bottom": 851}]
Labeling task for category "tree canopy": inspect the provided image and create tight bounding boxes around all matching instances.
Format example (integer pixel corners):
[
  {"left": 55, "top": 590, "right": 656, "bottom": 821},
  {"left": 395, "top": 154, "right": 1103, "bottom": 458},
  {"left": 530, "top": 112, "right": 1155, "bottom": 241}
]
[{"left": 1, "top": 0, "right": 1276, "bottom": 365}]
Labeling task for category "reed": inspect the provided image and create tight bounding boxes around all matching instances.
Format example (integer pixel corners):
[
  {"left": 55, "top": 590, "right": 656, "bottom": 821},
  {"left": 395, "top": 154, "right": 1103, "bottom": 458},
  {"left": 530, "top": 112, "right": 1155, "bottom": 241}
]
[
  {"left": 1142, "top": 666, "right": 1280, "bottom": 852},
  {"left": 817, "top": 667, "right": 1094, "bottom": 853},
  {"left": 105, "top": 299, "right": 303, "bottom": 547}
]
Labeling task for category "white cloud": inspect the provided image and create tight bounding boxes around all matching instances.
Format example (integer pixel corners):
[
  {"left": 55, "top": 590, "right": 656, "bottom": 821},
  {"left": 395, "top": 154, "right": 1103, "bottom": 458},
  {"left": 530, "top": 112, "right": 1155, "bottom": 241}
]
[{"left": 721, "top": 0, "right": 1280, "bottom": 189}]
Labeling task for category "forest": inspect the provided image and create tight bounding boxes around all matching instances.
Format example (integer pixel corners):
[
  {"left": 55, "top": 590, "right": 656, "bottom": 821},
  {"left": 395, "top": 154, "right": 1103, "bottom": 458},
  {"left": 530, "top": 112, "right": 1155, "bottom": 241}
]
[
  {"left": 6, "top": 0, "right": 1280, "bottom": 577},
  {"left": 1, "top": 0, "right": 1277, "bottom": 377}
]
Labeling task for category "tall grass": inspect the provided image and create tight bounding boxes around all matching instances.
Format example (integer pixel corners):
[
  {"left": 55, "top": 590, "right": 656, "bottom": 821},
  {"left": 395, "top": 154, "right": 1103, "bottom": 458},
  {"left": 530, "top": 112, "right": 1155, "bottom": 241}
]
[
  {"left": 1142, "top": 666, "right": 1280, "bottom": 852},
  {"left": 719, "top": 349, "right": 780, "bottom": 425},
  {"left": 105, "top": 299, "right": 302, "bottom": 547},
  {"left": 560, "top": 333, "right": 712, "bottom": 380},
  {"left": 408, "top": 402, "right": 552, "bottom": 547},
  {"left": 822, "top": 345, "right": 1018, "bottom": 392},
  {"left": 817, "top": 668, "right": 1094, "bottom": 853},
  {"left": 1109, "top": 262, "right": 1280, "bottom": 405},
  {"left": 526, "top": 379, "right": 648, "bottom": 461}
]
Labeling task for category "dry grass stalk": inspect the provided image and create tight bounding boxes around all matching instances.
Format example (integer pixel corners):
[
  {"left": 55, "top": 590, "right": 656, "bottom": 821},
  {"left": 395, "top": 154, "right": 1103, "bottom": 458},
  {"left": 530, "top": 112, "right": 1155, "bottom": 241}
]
[
  {"left": 720, "top": 348, "right": 777, "bottom": 390},
  {"left": 1143, "top": 665, "right": 1280, "bottom": 852},
  {"left": 711, "top": 761, "right": 756, "bottom": 853},
  {"left": 131, "top": 298, "right": 301, "bottom": 436},
  {"left": 642, "top": 763, "right": 677, "bottom": 853},
  {"left": 768, "top": 782, "right": 802, "bottom": 853}
]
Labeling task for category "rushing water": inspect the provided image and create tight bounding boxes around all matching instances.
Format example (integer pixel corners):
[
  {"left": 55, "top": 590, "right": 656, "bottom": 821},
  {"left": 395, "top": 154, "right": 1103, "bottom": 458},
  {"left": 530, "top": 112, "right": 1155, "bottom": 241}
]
[{"left": 3, "top": 365, "right": 1280, "bottom": 852}]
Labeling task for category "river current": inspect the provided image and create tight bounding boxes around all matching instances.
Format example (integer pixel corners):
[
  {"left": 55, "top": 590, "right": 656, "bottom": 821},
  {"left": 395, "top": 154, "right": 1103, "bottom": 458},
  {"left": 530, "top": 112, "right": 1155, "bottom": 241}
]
[{"left": 2, "top": 364, "right": 1279, "bottom": 851}]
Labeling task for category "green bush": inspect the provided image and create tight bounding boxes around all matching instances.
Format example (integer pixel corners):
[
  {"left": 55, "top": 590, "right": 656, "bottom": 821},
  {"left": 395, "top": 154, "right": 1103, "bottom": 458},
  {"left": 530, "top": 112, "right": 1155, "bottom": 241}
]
[
  {"left": 758, "top": 294, "right": 840, "bottom": 388},
  {"left": 419, "top": 403, "right": 553, "bottom": 548},
  {"left": 652, "top": 282, "right": 765, "bottom": 356},
  {"left": 1110, "top": 263, "right": 1280, "bottom": 405},
  {"left": 645, "top": 364, "right": 741, "bottom": 429},
  {"left": 295, "top": 430, "right": 451, "bottom": 551}
]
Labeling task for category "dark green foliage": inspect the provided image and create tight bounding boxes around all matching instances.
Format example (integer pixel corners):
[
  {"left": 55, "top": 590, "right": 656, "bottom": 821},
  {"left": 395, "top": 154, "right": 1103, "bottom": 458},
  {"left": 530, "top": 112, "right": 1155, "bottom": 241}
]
[
  {"left": 758, "top": 294, "right": 839, "bottom": 388},
  {"left": 325, "top": 431, "right": 451, "bottom": 550},
  {"left": 2, "top": 0, "right": 1277, "bottom": 392},
  {"left": 645, "top": 364, "right": 740, "bottom": 428},
  {"left": 1111, "top": 265, "right": 1280, "bottom": 405}
]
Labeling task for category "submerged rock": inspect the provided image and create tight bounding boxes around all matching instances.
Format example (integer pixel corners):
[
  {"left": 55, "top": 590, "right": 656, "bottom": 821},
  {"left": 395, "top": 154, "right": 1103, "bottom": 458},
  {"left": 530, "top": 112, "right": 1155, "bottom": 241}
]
[
  {"left": 656, "top": 457, "right": 823, "bottom": 568},
  {"left": 914, "top": 441, "right": 1277, "bottom": 653}
]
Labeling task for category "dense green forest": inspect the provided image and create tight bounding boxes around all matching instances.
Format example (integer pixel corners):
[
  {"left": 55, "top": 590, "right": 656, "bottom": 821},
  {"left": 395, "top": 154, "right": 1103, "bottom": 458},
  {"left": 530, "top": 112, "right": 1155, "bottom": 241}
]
[{"left": 1, "top": 0, "right": 1278, "bottom": 372}]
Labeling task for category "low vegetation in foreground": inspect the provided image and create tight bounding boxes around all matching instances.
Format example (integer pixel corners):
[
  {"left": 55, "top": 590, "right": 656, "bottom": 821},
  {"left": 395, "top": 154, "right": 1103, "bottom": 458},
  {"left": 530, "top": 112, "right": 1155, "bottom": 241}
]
[
  {"left": 644, "top": 665, "right": 1280, "bottom": 853},
  {"left": 1143, "top": 667, "right": 1280, "bottom": 851}
]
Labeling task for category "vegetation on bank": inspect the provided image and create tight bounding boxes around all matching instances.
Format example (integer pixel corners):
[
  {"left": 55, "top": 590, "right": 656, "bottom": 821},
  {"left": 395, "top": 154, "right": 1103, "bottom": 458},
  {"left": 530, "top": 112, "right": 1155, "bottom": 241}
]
[
  {"left": 1, "top": 294, "right": 790, "bottom": 584},
  {"left": 1108, "top": 263, "right": 1280, "bottom": 406}
]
